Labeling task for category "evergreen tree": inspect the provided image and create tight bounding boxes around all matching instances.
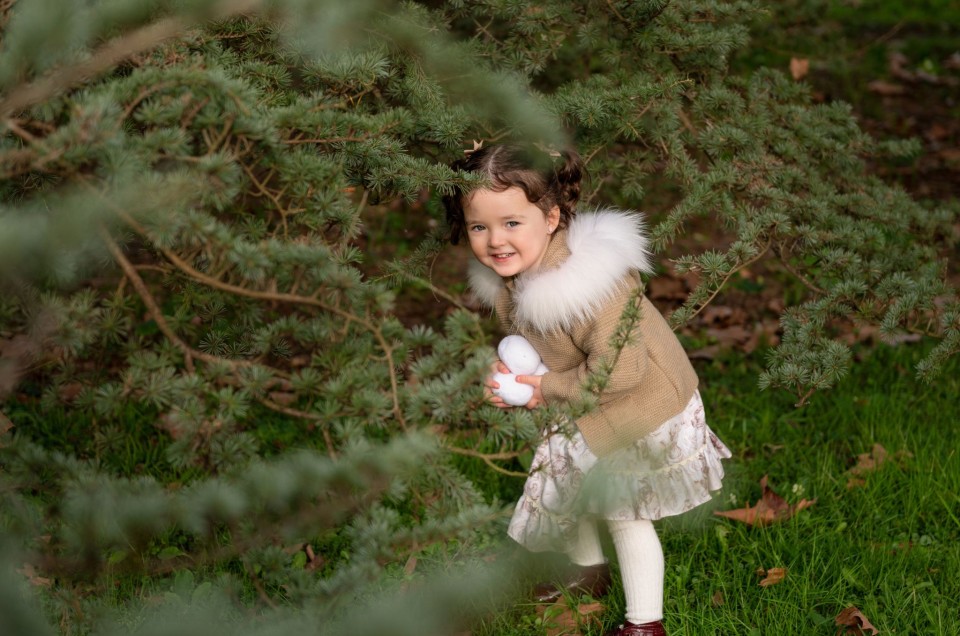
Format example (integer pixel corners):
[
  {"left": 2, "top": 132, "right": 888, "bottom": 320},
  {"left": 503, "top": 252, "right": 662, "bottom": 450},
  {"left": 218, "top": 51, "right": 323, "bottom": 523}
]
[{"left": 0, "top": 0, "right": 956, "bottom": 634}]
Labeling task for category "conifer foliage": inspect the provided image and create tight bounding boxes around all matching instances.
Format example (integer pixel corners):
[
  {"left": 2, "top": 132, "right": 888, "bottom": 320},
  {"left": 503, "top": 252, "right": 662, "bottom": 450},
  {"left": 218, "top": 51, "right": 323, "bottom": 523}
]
[{"left": 0, "top": 0, "right": 956, "bottom": 634}]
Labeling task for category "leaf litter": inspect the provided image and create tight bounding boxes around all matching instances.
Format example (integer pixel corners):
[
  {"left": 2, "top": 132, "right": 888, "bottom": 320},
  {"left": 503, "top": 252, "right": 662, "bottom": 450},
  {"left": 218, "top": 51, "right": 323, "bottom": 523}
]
[
  {"left": 835, "top": 606, "right": 879, "bottom": 635},
  {"left": 756, "top": 566, "right": 787, "bottom": 587},
  {"left": 536, "top": 598, "right": 604, "bottom": 636},
  {"left": 714, "top": 475, "right": 816, "bottom": 526},
  {"left": 846, "top": 444, "right": 912, "bottom": 489}
]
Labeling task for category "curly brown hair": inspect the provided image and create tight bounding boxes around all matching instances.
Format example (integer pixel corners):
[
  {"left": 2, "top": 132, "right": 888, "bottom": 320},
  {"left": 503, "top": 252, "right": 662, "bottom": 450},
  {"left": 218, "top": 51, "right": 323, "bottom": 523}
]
[{"left": 442, "top": 143, "right": 585, "bottom": 245}]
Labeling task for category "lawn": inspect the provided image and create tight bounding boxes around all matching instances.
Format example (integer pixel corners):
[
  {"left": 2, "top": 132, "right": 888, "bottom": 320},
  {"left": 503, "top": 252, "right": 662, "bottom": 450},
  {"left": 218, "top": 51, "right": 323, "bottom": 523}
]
[
  {"left": 2, "top": 1, "right": 958, "bottom": 633},
  {"left": 475, "top": 341, "right": 960, "bottom": 635}
]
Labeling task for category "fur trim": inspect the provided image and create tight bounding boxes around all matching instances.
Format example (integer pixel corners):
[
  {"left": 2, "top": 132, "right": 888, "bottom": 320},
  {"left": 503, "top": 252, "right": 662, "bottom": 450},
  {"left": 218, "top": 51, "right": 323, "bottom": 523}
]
[
  {"left": 468, "top": 259, "right": 505, "bottom": 308},
  {"left": 468, "top": 209, "right": 653, "bottom": 332}
]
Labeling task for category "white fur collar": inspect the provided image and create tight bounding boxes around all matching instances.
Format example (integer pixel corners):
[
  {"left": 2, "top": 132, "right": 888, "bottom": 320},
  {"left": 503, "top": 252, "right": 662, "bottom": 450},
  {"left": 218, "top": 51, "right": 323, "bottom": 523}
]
[{"left": 468, "top": 209, "right": 653, "bottom": 333}]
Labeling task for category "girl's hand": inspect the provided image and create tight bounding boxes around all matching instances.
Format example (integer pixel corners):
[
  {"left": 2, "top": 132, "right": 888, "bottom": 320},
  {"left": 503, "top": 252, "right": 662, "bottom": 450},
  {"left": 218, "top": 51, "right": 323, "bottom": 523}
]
[
  {"left": 484, "top": 359, "right": 511, "bottom": 408},
  {"left": 515, "top": 374, "right": 544, "bottom": 409}
]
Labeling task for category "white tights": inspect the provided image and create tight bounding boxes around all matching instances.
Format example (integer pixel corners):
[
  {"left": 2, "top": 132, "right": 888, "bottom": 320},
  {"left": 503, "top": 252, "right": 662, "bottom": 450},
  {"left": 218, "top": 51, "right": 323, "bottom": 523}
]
[{"left": 566, "top": 517, "right": 664, "bottom": 624}]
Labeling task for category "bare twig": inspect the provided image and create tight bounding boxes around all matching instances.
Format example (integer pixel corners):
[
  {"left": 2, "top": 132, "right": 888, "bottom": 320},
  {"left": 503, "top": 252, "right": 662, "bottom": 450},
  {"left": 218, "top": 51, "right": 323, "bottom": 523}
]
[
  {"left": 393, "top": 271, "right": 469, "bottom": 312},
  {"left": 795, "top": 386, "right": 815, "bottom": 408},
  {"left": 676, "top": 108, "right": 696, "bottom": 135},
  {"left": 3, "top": 118, "right": 37, "bottom": 142},
  {"left": 258, "top": 397, "right": 338, "bottom": 458},
  {"left": 777, "top": 244, "right": 827, "bottom": 295},
  {"left": 447, "top": 446, "right": 528, "bottom": 478},
  {"left": 680, "top": 239, "right": 773, "bottom": 326}
]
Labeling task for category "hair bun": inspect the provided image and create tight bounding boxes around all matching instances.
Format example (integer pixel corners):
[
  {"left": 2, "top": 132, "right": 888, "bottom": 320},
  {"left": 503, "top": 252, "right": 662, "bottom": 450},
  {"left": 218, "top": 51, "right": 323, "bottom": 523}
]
[{"left": 553, "top": 149, "right": 584, "bottom": 217}]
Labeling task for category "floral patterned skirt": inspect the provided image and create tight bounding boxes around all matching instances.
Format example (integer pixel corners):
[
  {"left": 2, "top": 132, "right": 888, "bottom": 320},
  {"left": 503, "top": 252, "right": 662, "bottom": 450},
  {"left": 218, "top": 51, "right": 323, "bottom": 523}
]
[{"left": 507, "top": 391, "right": 731, "bottom": 553}]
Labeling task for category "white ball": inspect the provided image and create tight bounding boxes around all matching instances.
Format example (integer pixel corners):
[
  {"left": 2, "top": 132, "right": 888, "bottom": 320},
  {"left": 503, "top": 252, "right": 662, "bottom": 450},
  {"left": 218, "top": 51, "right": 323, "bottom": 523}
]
[
  {"left": 492, "top": 372, "right": 534, "bottom": 406},
  {"left": 498, "top": 335, "right": 542, "bottom": 375}
]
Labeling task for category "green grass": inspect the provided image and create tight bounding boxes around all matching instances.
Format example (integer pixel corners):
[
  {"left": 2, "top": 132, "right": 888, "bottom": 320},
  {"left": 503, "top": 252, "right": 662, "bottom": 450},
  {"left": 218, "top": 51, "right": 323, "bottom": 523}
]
[
  {"left": 6, "top": 342, "right": 958, "bottom": 635},
  {"left": 475, "top": 341, "right": 960, "bottom": 635},
  {"left": 732, "top": 0, "right": 960, "bottom": 120}
]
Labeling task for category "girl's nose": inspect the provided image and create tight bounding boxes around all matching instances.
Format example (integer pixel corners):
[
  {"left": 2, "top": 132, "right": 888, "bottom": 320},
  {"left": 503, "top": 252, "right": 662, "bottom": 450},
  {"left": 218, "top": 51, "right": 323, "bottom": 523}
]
[{"left": 487, "top": 231, "right": 505, "bottom": 247}]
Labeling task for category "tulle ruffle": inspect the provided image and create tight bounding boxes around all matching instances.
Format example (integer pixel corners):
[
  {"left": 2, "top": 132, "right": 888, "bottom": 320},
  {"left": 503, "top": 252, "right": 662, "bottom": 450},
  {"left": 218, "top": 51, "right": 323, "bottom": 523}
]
[{"left": 507, "top": 391, "right": 731, "bottom": 553}]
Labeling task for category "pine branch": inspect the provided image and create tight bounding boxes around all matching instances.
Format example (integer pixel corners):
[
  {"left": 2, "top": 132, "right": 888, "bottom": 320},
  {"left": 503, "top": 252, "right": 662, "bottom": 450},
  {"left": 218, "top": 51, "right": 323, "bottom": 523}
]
[
  {"left": 112, "top": 210, "right": 408, "bottom": 429},
  {"left": 2, "top": 17, "right": 185, "bottom": 118},
  {"left": 98, "top": 224, "right": 286, "bottom": 378},
  {"left": 99, "top": 224, "right": 199, "bottom": 373},
  {"left": 0, "top": 0, "right": 264, "bottom": 118}
]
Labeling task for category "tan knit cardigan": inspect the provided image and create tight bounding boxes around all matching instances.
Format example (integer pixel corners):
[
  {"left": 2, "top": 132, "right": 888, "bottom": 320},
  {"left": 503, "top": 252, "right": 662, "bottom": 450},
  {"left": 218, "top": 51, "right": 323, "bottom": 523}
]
[{"left": 468, "top": 209, "right": 699, "bottom": 457}]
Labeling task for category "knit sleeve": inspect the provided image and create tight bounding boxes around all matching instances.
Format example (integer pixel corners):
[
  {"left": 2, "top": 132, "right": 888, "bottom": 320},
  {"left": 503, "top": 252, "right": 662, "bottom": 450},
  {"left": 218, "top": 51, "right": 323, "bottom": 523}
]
[
  {"left": 493, "top": 287, "right": 514, "bottom": 335},
  {"left": 539, "top": 284, "right": 649, "bottom": 405}
]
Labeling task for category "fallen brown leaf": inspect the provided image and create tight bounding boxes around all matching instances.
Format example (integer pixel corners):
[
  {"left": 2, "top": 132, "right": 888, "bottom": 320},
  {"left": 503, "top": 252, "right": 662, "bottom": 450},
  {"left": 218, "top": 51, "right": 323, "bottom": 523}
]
[
  {"left": 289, "top": 354, "right": 311, "bottom": 367},
  {"left": 849, "top": 444, "right": 888, "bottom": 476},
  {"left": 0, "top": 410, "right": 12, "bottom": 437},
  {"left": 756, "top": 567, "right": 787, "bottom": 587},
  {"left": 711, "top": 590, "right": 725, "bottom": 607},
  {"left": 701, "top": 305, "right": 737, "bottom": 325},
  {"left": 706, "top": 325, "right": 753, "bottom": 347},
  {"left": 58, "top": 382, "right": 84, "bottom": 402},
  {"left": 537, "top": 599, "right": 605, "bottom": 636},
  {"left": 926, "top": 122, "right": 951, "bottom": 141},
  {"left": 17, "top": 563, "right": 52, "bottom": 588},
  {"left": 648, "top": 276, "right": 688, "bottom": 301},
  {"left": 304, "top": 543, "right": 324, "bottom": 571},
  {"left": 578, "top": 602, "right": 604, "bottom": 615},
  {"left": 888, "top": 51, "right": 915, "bottom": 81},
  {"left": 846, "top": 477, "right": 866, "bottom": 490},
  {"left": 403, "top": 554, "right": 418, "bottom": 576},
  {"left": 835, "top": 606, "right": 878, "bottom": 635},
  {"left": 714, "top": 476, "right": 816, "bottom": 526},
  {"left": 846, "top": 444, "right": 912, "bottom": 488},
  {"left": 867, "top": 80, "right": 906, "bottom": 96},
  {"left": 688, "top": 344, "right": 721, "bottom": 361},
  {"left": 940, "top": 148, "right": 960, "bottom": 164},
  {"left": 790, "top": 57, "right": 810, "bottom": 80},
  {"left": 267, "top": 391, "right": 297, "bottom": 406}
]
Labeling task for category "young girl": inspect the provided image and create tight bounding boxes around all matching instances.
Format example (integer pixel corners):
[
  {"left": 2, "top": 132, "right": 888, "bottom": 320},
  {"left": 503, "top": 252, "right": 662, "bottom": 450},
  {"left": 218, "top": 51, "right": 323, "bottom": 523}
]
[{"left": 443, "top": 143, "right": 731, "bottom": 636}]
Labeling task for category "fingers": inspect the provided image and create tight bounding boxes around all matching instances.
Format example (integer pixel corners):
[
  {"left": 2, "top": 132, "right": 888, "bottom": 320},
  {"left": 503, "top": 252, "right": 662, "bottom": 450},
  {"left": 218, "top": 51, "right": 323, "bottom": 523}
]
[
  {"left": 484, "top": 390, "right": 509, "bottom": 408},
  {"left": 485, "top": 359, "right": 510, "bottom": 408},
  {"left": 514, "top": 375, "right": 544, "bottom": 409},
  {"left": 490, "top": 359, "right": 509, "bottom": 374},
  {"left": 514, "top": 375, "right": 539, "bottom": 387},
  {"left": 483, "top": 384, "right": 509, "bottom": 409}
]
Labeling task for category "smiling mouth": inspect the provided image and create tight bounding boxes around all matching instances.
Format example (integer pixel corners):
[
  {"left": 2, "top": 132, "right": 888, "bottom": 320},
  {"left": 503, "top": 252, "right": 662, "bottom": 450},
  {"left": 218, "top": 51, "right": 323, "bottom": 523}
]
[{"left": 491, "top": 253, "right": 515, "bottom": 261}]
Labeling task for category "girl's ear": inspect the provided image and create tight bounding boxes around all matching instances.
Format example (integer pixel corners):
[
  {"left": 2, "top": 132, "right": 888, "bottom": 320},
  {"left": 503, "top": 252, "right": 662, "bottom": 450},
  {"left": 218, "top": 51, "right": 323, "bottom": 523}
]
[{"left": 546, "top": 205, "right": 560, "bottom": 233}]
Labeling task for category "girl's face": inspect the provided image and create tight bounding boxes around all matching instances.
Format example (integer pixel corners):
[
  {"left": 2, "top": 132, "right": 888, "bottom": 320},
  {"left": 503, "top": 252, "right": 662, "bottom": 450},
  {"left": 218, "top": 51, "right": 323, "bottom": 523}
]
[{"left": 464, "top": 187, "right": 560, "bottom": 278}]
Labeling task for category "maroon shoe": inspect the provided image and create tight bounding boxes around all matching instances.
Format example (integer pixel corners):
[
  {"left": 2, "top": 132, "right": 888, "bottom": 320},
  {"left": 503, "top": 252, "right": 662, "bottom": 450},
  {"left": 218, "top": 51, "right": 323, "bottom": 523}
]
[
  {"left": 605, "top": 620, "right": 667, "bottom": 636},
  {"left": 532, "top": 562, "right": 612, "bottom": 603}
]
